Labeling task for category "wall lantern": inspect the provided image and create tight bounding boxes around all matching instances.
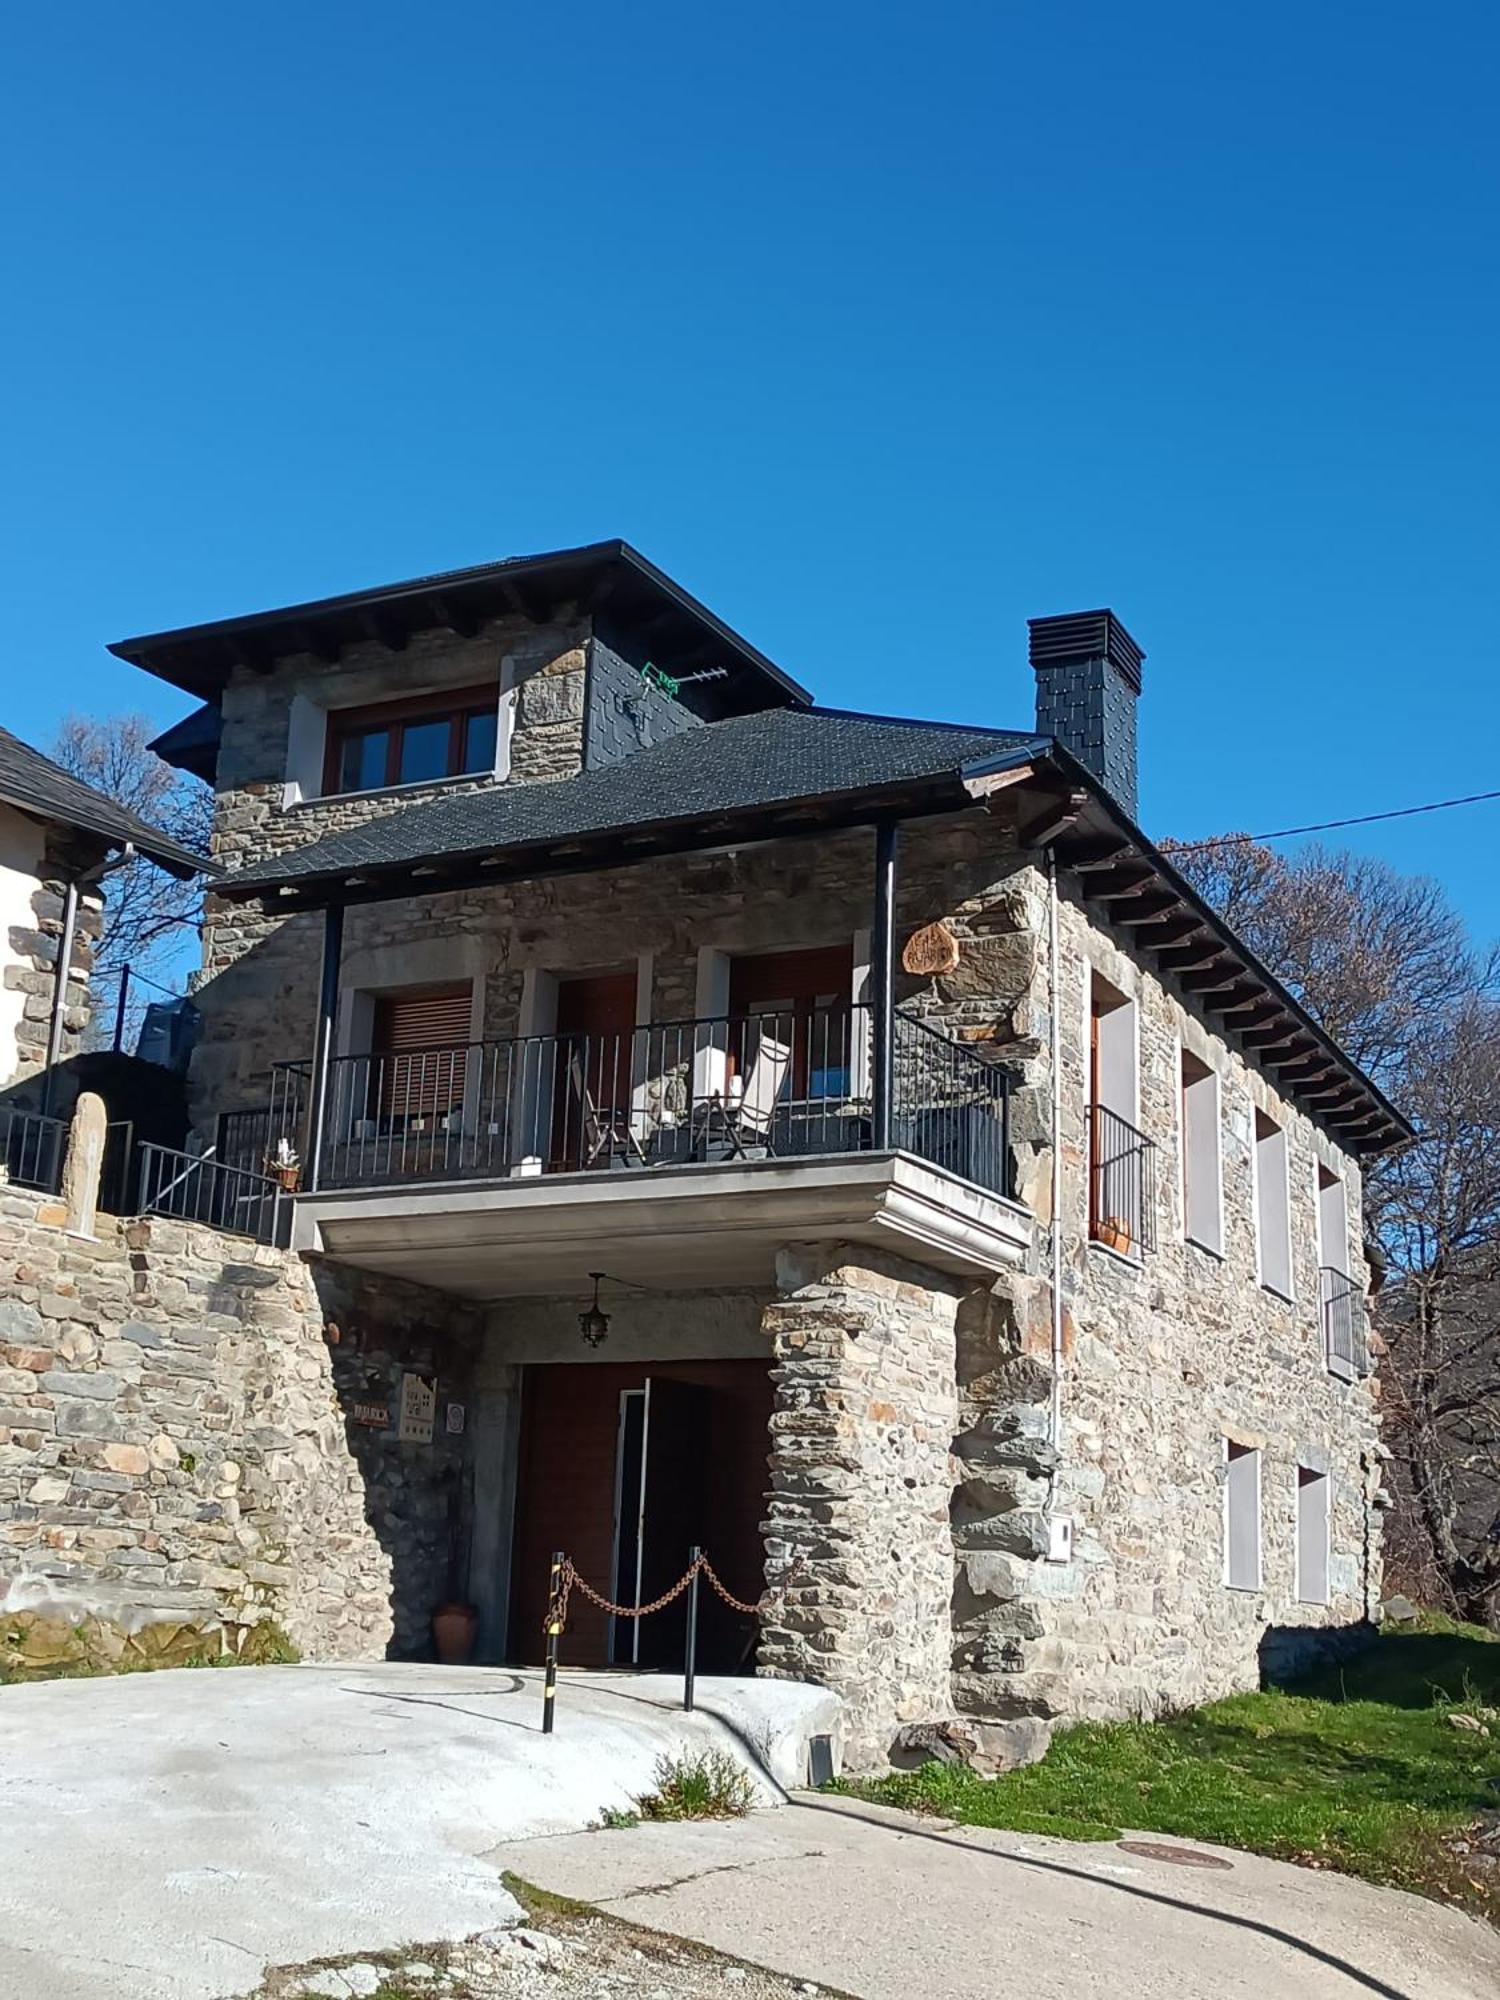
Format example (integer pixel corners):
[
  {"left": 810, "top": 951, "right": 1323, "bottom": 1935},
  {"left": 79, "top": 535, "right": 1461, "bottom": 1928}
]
[{"left": 578, "top": 1272, "right": 611, "bottom": 1348}]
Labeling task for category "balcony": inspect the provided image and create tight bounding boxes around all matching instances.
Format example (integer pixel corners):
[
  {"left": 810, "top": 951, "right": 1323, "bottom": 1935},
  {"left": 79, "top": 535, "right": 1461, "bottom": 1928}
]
[
  {"left": 1320, "top": 1265, "right": 1362, "bottom": 1377},
  {"left": 1088, "top": 1103, "right": 1158, "bottom": 1259},
  {"left": 266, "top": 1005, "right": 1029, "bottom": 1295}
]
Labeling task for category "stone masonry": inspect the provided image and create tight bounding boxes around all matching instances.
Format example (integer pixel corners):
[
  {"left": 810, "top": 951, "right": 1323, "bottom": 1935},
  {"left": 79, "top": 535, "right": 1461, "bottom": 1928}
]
[
  {"left": 759, "top": 1245, "right": 963, "bottom": 1767},
  {"left": 0, "top": 1180, "right": 478, "bottom": 1662}
]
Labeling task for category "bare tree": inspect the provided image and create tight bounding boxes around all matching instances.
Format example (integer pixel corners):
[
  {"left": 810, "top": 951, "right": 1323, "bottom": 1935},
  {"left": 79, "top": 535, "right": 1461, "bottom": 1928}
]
[
  {"left": 1164, "top": 831, "right": 1500, "bottom": 1622},
  {"left": 51, "top": 713, "right": 212, "bottom": 984}
]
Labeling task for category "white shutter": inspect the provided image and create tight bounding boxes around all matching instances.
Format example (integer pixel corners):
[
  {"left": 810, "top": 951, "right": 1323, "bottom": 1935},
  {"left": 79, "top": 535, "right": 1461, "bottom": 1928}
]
[
  {"left": 1225, "top": 1442, "right": 1261, "bottom": 1590},
  {"left": 1296, "top": 1467, "right": 1330, "bottom": 1604}
]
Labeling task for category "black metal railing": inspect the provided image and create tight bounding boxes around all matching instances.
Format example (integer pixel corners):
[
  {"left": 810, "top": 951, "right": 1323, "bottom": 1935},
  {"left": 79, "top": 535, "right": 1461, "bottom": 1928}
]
[
  {"left": 136, "top": 1142, "right": 286, "bottom": 1244},
  {"left": 1088, "top": 1102, "right": 1158, "bottom": 1257},
  {"left": 0, "top": 1105, "right": 67, "bottom": 1194},
  {"left": 1320, "top": 1265, "right": 1361, "bottom": 1374},
  {"left": 267, "top": 1003, "right": 1015, "bottom": 1201}
]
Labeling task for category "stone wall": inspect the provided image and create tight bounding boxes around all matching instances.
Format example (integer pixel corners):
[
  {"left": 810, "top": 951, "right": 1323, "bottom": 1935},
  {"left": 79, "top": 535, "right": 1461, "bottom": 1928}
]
[
  {"left": 945, "top": 872, "right": 1382, "bottom": 1724},
  {"left": 0, "top": 814, "right": 102, "bottom": 1093},
  {"left": 759, "top": 1245, "right": 962, "bottom": 1768},
  {"left": 0, "top": 1182, "right": 478, "bottom": 1661}
]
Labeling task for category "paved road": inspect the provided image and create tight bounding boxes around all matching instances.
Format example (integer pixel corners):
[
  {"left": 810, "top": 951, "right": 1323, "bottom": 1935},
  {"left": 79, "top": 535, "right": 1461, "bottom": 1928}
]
[
  {"left": 490, "top": 1794, "right": 1500, "bottom": 2000},
  {"left": 0, "top": 1662, "right": 833, "bottom": 2000}
]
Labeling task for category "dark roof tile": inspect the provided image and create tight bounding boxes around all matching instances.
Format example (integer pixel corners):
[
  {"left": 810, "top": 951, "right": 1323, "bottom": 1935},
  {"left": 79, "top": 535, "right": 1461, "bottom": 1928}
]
[{"left": 0, "top": 727, "right": 210, "bottom": 879}]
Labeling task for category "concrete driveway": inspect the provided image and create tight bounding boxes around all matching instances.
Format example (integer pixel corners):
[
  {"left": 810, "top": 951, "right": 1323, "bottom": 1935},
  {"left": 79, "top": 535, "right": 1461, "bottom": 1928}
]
[
  {"left": 492, "top": 1795, "right": 1500, "bottom": 2000},
  {"left": 0, "top": 1662, "right": 834, "bottom": 2000}
]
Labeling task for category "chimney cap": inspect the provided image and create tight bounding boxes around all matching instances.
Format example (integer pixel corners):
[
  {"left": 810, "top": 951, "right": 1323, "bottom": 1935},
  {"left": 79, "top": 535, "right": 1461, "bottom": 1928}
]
[{"left": 1028, "top": 610, "right": 1144, "bottom": 693}]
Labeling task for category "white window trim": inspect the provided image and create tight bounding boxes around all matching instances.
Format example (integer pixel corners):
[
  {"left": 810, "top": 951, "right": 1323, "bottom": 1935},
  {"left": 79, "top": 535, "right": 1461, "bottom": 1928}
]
[
  {"left": 1223, "top": 1439, "right": 1263, "bottom": 1592},
  {"left": 1294, "top": 1465, "right": 1332, "bottom": 1606},
  {"left": 282, "top": 655, "right": 515, "bottom": 808}
]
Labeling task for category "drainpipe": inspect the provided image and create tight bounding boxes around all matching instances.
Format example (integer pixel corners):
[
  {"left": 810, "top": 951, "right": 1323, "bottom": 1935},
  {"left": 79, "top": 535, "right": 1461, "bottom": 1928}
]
[
  {"left": 1046, "top": 846, "right": 1065, "bottom": 1490},
  {"left": 41, "top": 845, "right": 134, "bottom": 1118}
]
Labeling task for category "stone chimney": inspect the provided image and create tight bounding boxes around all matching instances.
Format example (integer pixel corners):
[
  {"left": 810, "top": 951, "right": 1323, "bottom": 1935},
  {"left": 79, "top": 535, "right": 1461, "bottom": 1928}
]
[{"left": 1028, "top": 610, "right": 1145, "bottom": 819}]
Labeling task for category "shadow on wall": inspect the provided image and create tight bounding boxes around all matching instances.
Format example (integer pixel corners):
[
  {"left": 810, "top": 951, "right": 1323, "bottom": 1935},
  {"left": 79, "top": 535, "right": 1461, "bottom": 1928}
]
[
  {"left": 309, "top": 1259, "right": 483, "bottom": 1661},
  {"left": 1257, "top": 1619, "right": 1379, "bottom": 1692}
]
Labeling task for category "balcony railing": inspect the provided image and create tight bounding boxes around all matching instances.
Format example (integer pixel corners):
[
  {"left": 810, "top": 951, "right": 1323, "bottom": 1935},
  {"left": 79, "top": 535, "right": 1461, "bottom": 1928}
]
[
  {"left": 1088, "top": 1102, "right": 1157, "bottom": 1257},
  {"left": 1320, "top": 1265, "right": 1362, "bottom": 1375},
  {"left": 136, "top": 1142, "right": 288, "bottom": 1245},
  {"left": 265, "top": 1003, "right": 1015, "bottom": 1202},
  {"left": 0, "top": 1105, "right": 68, "bottom": 1194}
]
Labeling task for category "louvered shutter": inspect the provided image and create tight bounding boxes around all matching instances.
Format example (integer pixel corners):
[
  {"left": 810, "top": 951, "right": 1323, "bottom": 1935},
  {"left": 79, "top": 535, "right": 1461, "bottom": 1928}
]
[{"left": 372, "top": 986, "right": 472, "bottom": 1121}]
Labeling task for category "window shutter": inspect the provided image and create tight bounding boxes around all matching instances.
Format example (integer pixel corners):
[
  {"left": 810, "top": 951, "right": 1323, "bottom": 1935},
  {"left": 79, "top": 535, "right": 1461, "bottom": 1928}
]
[
  {"left": 373, "top": 987, "right": 473, "bottom": 1053},
  {"left": 371, "top": 986, "right": 472, "bottom": 1122}
]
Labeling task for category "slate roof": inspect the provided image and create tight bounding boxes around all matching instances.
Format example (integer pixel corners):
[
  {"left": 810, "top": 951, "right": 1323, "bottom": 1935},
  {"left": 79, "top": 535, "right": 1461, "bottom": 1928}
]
[
  {"left": 0, "top": 727, "right": 210, "bottom": 879},
  {"left": 222, "top": 707, "right": 1037, "bottom": 894}
]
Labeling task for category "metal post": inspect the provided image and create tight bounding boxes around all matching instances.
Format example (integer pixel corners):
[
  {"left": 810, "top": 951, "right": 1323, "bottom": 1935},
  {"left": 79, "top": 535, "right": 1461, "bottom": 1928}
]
[
  {"left": 542, "top": 1548, "right": 564, "bottom": 1735},
  {"left": 305, "top": 902, "right": 344, "bottom": 1193},
  {"left": 869, "top": 820, "right": 899, "bottom": 1152},
  {"left": 684, "top": 1546, "right": 702, "bottom": 1713},
  {"left": 113, "top": 963, "right": 131, "bottom": 1053}
]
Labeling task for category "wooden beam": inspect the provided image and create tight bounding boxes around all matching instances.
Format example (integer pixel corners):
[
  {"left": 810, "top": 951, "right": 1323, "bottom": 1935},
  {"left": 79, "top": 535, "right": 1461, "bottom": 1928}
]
[
  {"left": 963, "top": 761, "right": 1038, "bottom": 802},
  {"left": 361, "top": 611, "right": 409, "bottom": 654},
  {"left": 1066, "top": 837, "right": 1138, "bottom": 872},
  {"left": 1085, "top": 862, "right": 1158, "bottom": 900},
  {"left": 1131, "top": 913, "right": 1202, "bottom": 948},
  {"left": 1155, "top": 935, "right": 1224, "bottom": 972},
  {"left": 430, "top": 596, "right": 481, "bottom": 640},
  {"left": 500, "top": 578, "right": 548, "bottom": 624},
  {"left": 295, "top": 622, "right": 342, "bottom": 665},
  {"left": 1019, "top": 789, "right": 1090, "bottom": 849},
  {"left": 1177, "top": 959, "right": 1243, "bottom": 993},
  {"left": 1112, "top": 892, "right": 1185, "bottom": 927}
]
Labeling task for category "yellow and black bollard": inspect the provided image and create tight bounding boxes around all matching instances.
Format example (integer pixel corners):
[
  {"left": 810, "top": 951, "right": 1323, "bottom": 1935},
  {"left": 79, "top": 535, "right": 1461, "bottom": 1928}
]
[{"left": 542, "top": 1549, "right": 564, "bottom": 1734}]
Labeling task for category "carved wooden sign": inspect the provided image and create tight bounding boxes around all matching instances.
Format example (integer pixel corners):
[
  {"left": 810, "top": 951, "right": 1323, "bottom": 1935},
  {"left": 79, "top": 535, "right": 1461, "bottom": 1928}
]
[{"left": 901, "top": 920, "right": 961, "bottom": 976}]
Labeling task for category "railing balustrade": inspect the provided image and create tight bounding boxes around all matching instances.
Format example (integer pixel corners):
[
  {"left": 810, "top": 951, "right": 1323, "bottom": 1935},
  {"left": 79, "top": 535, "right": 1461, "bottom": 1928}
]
[
  {"left": 1320, "top": 1265, "right": 1361, "bottom": 1374},
  {"left": 1088, "top": 1102, "right": 1158, "bottom": 1257},
  {"left": 0, "top": 1105, "right": 67, "bottom": 1194},
  {"left": 136, "top": 1142, "right": 286, "bottom": 1244},
  {"left": 265, "top": 1002, "right": 1016, "bottom": 1202}
]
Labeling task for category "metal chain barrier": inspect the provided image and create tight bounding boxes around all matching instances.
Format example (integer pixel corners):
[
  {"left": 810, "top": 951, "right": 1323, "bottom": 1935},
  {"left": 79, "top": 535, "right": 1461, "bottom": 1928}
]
[{"left": 539, "top": 1546, "right": 808, "bottom": 1732}]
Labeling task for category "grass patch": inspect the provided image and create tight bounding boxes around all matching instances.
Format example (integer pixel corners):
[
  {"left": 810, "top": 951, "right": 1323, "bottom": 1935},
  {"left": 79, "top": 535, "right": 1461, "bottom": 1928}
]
[
  {"left": 630, "top": 1748, "right": 756, "bottom": 1822},
  {"left": 843, "top": 1620, "right": 1500, "bottom": 1917},
  {"left": 500, "top": 1870, "right": 595, "bottom": 1920}
]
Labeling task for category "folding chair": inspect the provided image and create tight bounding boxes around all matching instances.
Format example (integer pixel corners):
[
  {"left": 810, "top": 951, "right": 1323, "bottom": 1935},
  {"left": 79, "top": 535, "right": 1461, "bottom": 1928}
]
[
  {"left": 569, "top": 1052, "right": 651, "bottom": 1168},
  {"left": 717, "top": 1032, "right": 792, "bottom": 1157}
]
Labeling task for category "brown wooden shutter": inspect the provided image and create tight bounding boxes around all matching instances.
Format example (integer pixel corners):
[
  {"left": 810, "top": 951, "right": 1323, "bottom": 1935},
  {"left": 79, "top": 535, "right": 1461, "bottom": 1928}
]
[
  {"left": 371, "top": 985, "right": 472, "bottom": 1120},
  {"left": 372, "top": 986, "right": 473, "bottom": 1053}
]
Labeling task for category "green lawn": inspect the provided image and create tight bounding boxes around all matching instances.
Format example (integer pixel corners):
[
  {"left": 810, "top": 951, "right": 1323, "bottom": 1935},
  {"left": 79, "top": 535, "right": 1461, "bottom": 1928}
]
[{"left": 845, "top": 1616, "right": 1500, "bottom": 1917}]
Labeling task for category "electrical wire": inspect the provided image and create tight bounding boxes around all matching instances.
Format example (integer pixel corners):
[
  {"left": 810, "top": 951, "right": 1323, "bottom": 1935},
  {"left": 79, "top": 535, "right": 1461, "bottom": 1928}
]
[{"left": 1171, "top": 786, "right": 1500, "bottom": 853}]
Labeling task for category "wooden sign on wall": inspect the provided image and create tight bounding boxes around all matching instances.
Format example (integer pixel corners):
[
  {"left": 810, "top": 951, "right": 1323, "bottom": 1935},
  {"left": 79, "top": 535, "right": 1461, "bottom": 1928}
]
[{"left": 901, "top": 920, "right": 961, "bottom": 976}]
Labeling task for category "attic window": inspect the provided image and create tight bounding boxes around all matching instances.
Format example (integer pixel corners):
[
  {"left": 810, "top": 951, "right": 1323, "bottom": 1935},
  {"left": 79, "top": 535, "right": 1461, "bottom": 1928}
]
[{"left": 324, "top": 684, "right": 500, "bottom": 796}]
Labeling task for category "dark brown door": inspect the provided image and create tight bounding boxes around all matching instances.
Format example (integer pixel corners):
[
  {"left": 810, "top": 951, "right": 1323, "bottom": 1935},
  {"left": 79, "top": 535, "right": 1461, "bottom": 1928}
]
[
  {"left": 728, "top": 945, "right": 853, "bottom": 1098},
  {"left": 552, "top": 970, "right": 637, "bottom": 1168}
]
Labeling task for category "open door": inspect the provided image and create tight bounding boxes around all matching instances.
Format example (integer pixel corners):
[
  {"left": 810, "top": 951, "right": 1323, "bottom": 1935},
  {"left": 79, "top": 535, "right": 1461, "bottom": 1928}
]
[{"left": 610, "top": 1377, "right": 705, "bottom": 1667}]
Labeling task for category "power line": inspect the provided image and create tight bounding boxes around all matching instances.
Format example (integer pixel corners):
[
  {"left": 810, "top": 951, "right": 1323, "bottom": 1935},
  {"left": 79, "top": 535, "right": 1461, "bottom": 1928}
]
[{"left": 1171, "top": 786, "right": 1500, "bottom": 854}]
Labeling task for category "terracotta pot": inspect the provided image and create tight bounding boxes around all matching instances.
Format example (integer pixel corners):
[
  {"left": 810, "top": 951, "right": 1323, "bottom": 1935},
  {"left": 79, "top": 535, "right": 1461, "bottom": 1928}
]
[
  {"left": 432, "top": 1601, "right": 478, "bottom": 1664},
  {"left": 1097, "top": 1215, "right": 1132, "bottom": 1255},
  {"left": 270, "top": 1164, "right": 301, "bottom": 1194}
]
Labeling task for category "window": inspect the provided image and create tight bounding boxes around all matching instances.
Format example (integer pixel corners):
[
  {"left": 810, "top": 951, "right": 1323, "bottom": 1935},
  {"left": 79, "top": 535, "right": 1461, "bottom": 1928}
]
[
  {"left": 1224, "top": 1440, "right": 1261, "bottom": 1590},
  {"left": 1180, "top": 1048, "right": 1222, "bottom": 1254},
  {"left": 1296, "top": 1466, "right": 1331, "bottom": 1604},
  {"left": 366, "top": 983, "right": 473, "bottom": 1128},
  {"left": 323, "top": 684, "right": 500, "bottom": 796},
  {"left": 1089, "top": 972, "right": 1153, "bottom": 1254},
  {"left": 1253, "top": 1108, "right": 1293, "bottom": 1300},
  {"left": 1317, "top": 1165, "right": 1360, "bottom": 1373}
]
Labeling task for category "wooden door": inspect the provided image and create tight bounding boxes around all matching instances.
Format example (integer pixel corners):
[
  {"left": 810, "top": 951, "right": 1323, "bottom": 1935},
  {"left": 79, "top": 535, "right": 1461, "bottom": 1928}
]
[
  {"left": 552, "top": 970, "right": 637, "bottom": 1168},
  {"left": 727, "top": 945, "right": 852, "bottom": 1097}
]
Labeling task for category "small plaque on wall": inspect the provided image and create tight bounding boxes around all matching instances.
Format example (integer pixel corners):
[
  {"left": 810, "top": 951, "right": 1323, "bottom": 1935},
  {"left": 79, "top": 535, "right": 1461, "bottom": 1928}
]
[
  {"left": 398, "top": 1372, "right": 437, "bottom": 1444},
  {"left": 445, "top": 1401, "right": 466, "bottom": 1435},
  {"left": 351, "top": 1400, "right": 390, "bottom": 1429}
]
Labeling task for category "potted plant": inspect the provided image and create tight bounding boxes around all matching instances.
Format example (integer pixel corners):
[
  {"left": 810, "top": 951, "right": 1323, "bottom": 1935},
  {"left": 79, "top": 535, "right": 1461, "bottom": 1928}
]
[
  {"left": 431, "top": 1600, "right": 479, "bottom": 1664},
  {"left": 266, "top": 1137, "right": 301, "bottom": 1193},
  {"left": 1096, "top": 1214, "right": 1132, "bottom": 1255}
]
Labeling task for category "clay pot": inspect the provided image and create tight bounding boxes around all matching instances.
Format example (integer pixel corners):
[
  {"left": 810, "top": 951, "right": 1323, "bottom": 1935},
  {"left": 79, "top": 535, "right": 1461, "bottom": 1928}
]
[
  {"left": 432, "top": 1601, "right": 478, "bottom": 1664},
  {"left": 270, "top": 1164, "right": 301, "bottom": 1194}
]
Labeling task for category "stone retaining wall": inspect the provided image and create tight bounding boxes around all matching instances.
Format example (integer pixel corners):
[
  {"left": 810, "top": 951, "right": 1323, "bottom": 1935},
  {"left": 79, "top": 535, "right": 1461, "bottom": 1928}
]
[{"left": 0, "top": 1184, "right": 476, "bottom": 1661}]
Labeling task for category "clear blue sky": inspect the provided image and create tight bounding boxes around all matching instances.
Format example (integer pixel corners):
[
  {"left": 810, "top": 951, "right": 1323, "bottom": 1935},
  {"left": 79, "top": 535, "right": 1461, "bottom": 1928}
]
[{"left": 3, "top": 3, "right": 1496, "bottom": 942}]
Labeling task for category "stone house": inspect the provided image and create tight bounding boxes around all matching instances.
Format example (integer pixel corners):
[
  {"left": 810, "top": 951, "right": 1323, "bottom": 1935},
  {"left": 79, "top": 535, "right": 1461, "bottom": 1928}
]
[
  {"left": 0, "top": 724, "right": 202, "bottom": 1116},
  {"left": 3, "top": 544, "right": 1408, "bottom": 1764}
]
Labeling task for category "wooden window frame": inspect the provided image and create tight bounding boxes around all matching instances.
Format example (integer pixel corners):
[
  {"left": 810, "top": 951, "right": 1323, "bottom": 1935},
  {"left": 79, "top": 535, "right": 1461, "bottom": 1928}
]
[{"left": 322, "top": 682, "right": 500, "bottom": 797}]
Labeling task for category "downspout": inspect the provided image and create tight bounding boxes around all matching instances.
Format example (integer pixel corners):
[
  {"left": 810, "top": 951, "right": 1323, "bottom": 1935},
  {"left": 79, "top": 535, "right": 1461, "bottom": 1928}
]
[
  {"left": 1047, "top": 846, "right": 1065, "bottom": 1490},
  {"left": 41, "top": 844, "right": 134, "bottom": 1117}
]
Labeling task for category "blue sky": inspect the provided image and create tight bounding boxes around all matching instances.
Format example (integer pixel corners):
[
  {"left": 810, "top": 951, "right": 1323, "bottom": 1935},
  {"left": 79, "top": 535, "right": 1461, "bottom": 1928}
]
[{"left": 2, "top": 3, "right": 1496, "bottom": 942}]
